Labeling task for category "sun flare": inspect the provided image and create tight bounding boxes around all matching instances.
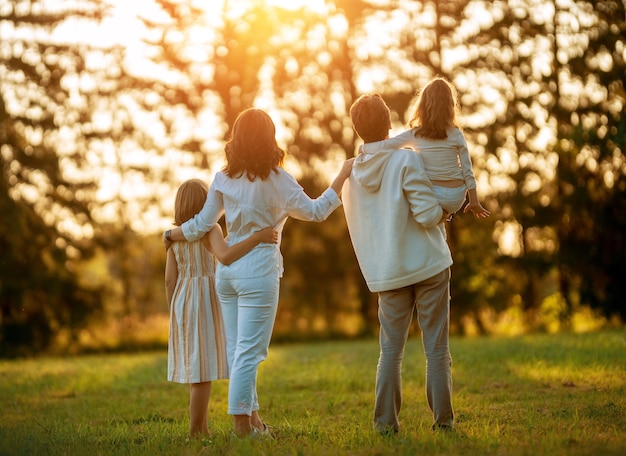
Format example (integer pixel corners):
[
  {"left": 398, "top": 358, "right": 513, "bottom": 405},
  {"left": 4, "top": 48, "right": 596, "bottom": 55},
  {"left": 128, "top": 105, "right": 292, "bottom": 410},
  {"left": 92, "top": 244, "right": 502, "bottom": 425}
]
[{"left": 266, "top": 0, "right": 327, "bottom": 13}]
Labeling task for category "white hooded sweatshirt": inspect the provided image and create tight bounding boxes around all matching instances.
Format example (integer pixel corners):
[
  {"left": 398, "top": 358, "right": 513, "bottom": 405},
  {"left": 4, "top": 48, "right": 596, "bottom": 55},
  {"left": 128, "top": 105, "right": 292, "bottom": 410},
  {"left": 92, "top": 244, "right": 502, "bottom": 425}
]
[{"left": 342, "top": 144, "right": 453, "bottom": 293}]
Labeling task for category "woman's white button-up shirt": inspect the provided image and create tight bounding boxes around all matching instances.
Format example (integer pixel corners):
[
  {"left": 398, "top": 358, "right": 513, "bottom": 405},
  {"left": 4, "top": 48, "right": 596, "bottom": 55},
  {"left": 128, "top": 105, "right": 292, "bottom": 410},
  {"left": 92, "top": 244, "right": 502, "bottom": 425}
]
[{"left": 181, "top": 168, "right": 342, "bottom": 278}]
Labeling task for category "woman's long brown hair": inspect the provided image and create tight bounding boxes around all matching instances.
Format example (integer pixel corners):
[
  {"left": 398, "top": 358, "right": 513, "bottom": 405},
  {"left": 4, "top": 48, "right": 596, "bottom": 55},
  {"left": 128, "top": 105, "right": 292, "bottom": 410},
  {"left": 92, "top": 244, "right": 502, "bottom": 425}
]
[{"left": 223, "top": 108, "right": 285, "bottom": 181}]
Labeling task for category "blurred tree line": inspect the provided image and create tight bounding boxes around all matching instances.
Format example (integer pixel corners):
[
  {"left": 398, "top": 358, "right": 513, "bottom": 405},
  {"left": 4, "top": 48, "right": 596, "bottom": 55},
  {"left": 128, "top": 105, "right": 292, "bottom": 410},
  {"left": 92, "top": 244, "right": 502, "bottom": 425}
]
[{"left": 1, "top": 0, "right": 624, "bottom": 356}]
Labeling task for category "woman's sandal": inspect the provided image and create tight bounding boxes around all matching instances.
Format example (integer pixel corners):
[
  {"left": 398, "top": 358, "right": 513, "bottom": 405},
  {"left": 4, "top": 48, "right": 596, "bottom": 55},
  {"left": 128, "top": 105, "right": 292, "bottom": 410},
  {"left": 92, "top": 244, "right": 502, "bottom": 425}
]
[
  {"left": 254, "top": 423, "right": 274, "bottom": 440},
  {"left": 231, "top": 423, "right": 274, "bottom": 441}
]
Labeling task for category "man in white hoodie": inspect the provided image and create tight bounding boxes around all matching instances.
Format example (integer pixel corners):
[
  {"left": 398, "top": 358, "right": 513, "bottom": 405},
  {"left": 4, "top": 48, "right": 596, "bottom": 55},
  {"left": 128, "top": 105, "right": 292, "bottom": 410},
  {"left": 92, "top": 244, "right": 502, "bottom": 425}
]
[{"left": 343, "top": 93, "right": 454, "bottom": 435}]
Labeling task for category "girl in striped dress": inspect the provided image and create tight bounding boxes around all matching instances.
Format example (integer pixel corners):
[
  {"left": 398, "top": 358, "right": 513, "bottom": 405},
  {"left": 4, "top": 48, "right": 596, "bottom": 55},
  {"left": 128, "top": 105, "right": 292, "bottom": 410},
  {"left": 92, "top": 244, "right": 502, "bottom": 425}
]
[{"left": 164, "top": 178, "right": 277, "bottom": 437}]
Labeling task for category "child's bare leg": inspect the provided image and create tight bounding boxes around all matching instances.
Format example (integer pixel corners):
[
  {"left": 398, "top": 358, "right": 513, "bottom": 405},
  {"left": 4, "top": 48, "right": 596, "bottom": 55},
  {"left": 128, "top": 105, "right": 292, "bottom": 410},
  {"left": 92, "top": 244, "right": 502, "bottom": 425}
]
[{"left": 189, "top": 381, "right": 212, "bottom": 436}]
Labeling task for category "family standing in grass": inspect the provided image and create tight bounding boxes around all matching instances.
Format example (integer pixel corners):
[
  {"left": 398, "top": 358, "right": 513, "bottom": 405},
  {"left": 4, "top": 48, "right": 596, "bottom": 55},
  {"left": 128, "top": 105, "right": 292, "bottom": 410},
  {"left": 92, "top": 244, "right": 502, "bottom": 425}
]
[{"left": 163, "top": 77, "right": 489, "bottom": 439}]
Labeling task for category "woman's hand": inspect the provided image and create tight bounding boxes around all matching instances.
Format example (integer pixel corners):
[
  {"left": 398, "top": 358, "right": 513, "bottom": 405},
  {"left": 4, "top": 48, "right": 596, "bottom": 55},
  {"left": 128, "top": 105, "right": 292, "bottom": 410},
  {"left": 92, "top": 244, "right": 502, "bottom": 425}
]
[
  {"left": 330, "top": 157, "right": 355, "bottom": 196},
  {"left": 339, "top": 157, "right": 355, "bottom": 179}
]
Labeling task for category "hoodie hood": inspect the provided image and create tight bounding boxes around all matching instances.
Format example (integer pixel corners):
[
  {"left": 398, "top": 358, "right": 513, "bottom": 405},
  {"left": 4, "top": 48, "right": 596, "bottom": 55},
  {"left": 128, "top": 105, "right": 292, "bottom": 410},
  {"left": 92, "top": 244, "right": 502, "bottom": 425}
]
[{"left": 353, "top": 144, "right": 395, "bottom": 193}]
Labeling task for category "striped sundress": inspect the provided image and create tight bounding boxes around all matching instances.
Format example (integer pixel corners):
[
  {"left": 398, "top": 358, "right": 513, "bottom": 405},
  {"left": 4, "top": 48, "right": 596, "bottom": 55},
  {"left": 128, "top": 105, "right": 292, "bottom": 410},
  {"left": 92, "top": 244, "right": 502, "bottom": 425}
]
[{"left": 167, "top": 240, "right": 228, "bottom": 383}]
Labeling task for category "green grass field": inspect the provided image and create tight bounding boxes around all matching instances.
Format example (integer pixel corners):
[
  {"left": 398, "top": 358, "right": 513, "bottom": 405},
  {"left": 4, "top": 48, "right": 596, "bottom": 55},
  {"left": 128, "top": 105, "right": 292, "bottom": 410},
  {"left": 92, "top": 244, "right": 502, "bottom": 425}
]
[{"left": 1, "top": 330, "right": 624, "bottom": 455}]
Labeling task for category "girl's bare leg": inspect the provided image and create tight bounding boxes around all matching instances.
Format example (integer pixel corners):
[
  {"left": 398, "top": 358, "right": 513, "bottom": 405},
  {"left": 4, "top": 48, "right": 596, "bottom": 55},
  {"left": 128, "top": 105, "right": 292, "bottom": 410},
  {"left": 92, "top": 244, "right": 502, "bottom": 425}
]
[{"left": 189, "top": 382, "right": 212, "bottom": 436}]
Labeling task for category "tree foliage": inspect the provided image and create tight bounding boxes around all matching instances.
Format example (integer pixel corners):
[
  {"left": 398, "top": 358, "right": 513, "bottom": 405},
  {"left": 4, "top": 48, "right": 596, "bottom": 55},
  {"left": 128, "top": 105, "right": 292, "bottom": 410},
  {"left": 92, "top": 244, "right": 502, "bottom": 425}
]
[
  {"left": 0, "top": 0, "right": 106, "bottom": 355},
  {"left": 1, "top": 0, "right": 624, "bottom": 354},
  {"left": 551, "top": 0, "right": 626, "bottom": 318}
]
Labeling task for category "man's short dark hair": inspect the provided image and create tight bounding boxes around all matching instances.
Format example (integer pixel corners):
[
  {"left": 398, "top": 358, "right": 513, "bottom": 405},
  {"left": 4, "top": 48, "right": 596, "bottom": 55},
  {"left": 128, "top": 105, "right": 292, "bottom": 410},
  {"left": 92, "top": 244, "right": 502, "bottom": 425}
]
[{"left": 350, "top": 93, "right": 391, "bottom": 144}]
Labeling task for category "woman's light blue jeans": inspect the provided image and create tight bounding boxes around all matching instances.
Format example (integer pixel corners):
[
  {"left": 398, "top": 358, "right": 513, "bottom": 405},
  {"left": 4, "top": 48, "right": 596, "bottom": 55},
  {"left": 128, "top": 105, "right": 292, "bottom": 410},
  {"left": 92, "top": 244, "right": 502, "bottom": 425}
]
[{"left": 217, "top": 271, "right": 280, "bottom": 416}]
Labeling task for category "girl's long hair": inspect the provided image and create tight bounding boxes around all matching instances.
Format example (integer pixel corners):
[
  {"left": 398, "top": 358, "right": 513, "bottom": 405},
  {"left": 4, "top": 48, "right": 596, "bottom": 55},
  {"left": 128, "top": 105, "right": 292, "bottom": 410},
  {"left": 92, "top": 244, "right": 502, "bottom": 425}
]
[
  {"left": 409, "top": 77, "right": 459, "bottom": 140},
  {"left": 223, "top": 108, "right": 285, "bottom": 181},
  {"left": 174, "top": 179, "right": 208, "bottom": 226}
]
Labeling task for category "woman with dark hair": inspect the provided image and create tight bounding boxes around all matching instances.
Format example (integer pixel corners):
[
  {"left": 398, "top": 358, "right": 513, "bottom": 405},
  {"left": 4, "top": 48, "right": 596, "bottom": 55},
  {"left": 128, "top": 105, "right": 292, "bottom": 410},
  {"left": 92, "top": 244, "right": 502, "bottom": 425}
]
[{"left": 164, "top": 108, "right": 354, "bottom": 438}]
